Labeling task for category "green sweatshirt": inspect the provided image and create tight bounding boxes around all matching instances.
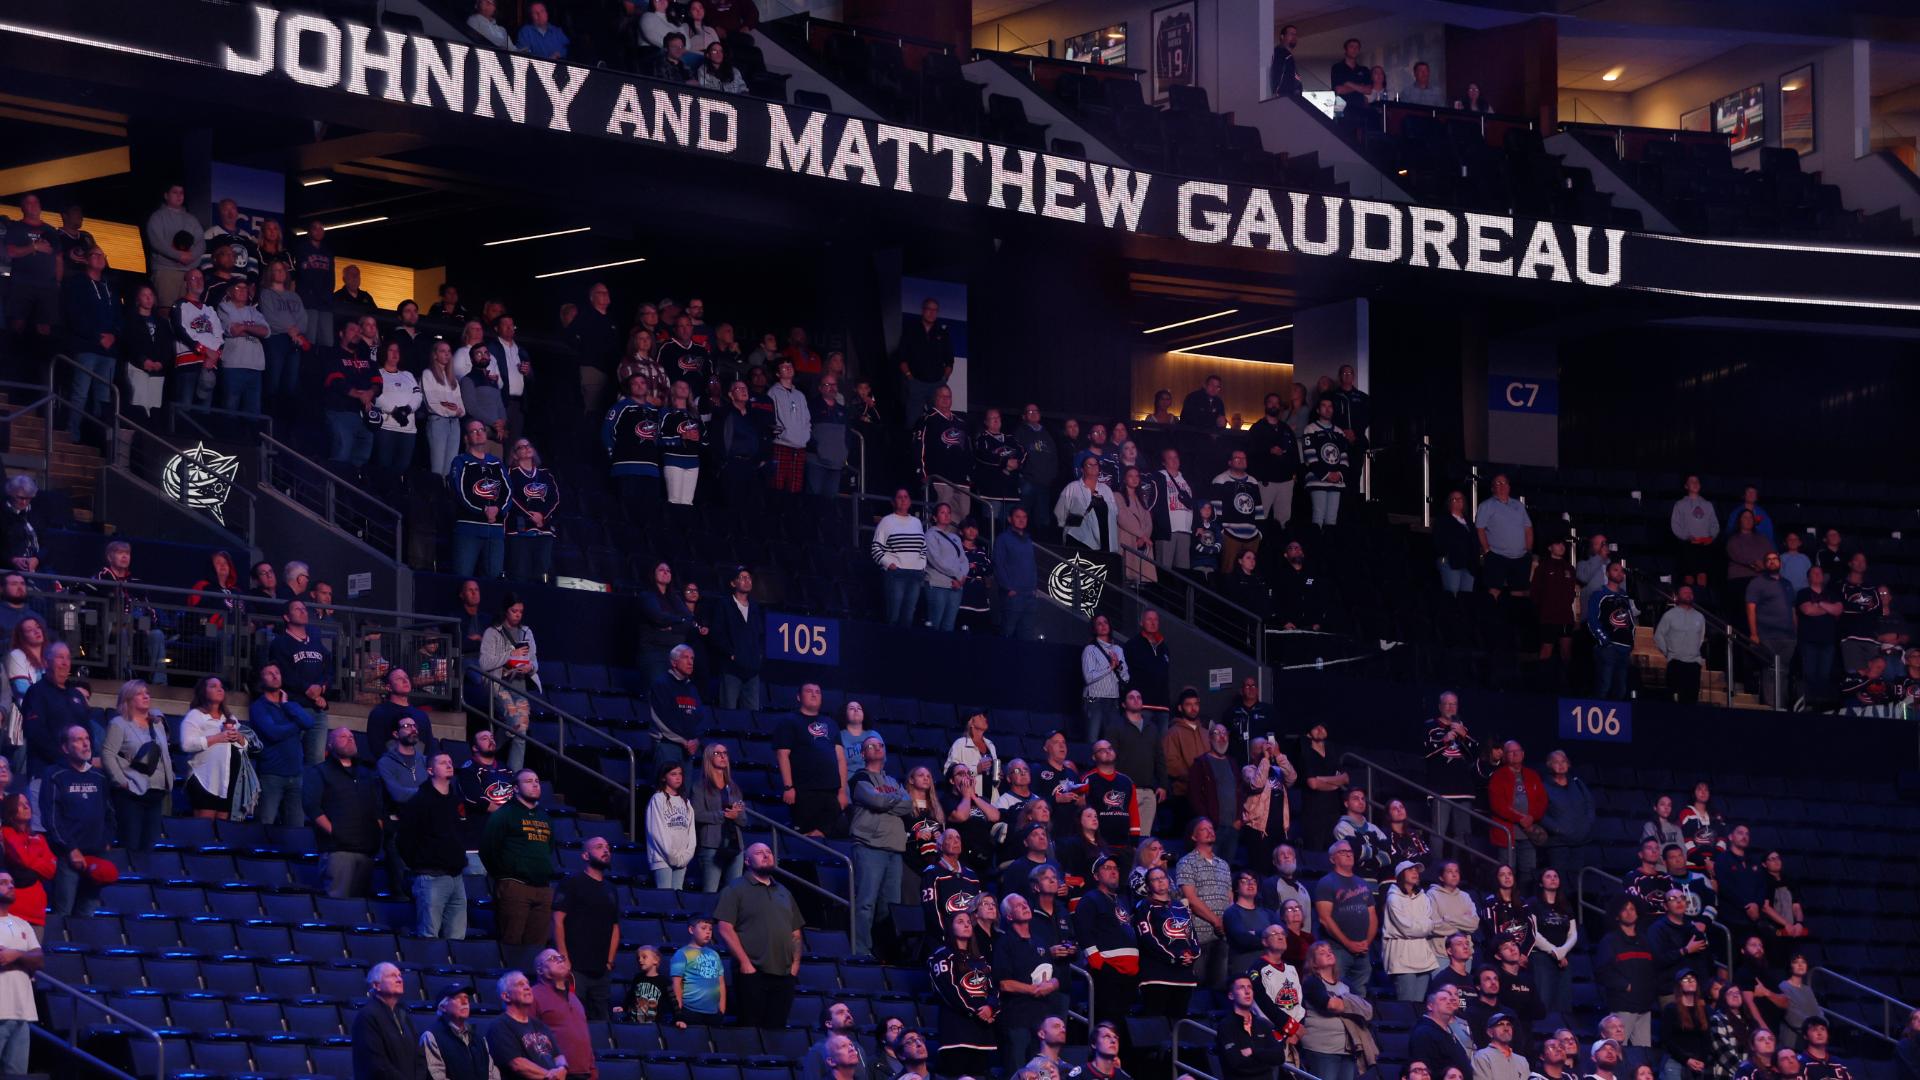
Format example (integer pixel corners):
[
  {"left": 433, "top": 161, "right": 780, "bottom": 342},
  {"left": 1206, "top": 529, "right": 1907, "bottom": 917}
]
[{"left": 481, "top": 798, "right": 556, "bottom": 884}]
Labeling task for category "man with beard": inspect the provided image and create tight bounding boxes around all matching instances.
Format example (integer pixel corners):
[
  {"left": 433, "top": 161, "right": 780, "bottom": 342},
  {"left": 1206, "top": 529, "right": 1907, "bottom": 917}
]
[
  {"left": 1250, "top": 923, "right": 1305, "bottom": 1035},
  {"left": 0, "top": 873, "right": 40, "bottom": 1075},
  {"left": 551, "top": 836, "right": 620, "bottom": 1021},
  {"left": 800, "top": 1000, "right": 865, "bottom": 1080},
  {"left": 375, "top": 715, "right": 429, "bottom": 901},
  {"left": 715, "top": 843, "right": 806, "bottom": 1029},
  {"left": 1074, "top": 855, "right": 1139, "bottom": 1034},
  {"left": 417, "top": 982, "right": 491, "bottom": 1080},
  {"left": 1260, "top": 844, "right": 1314, "bottom": 935},
  {"left": 457, "top": 730, "right": 515, "bottom": 845}
]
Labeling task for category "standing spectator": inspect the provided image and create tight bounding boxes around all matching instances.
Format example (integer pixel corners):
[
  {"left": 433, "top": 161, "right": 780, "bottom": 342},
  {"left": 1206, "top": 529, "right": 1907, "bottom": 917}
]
[
  {"left": 1596, "top": 897, "right": 1658, "bottom": 1049},
  {"left": 1270, "top": 23, "right": 1303, "bottom": 96},
  {"left": 1300, "top": 939, "right": 1375, "bottom": 1080},
  {"left": 398, "top": 752, "right": 468, "bottom": 940},
  {"left": 873, "top": 489, "right": 928, "bottom": 627},
  {"left": 100, "top": 681, "right": 172, "bottom": 853},
  {"left": 1487, "top": 740, "right": 1547, "bottom": 885},
  {"left": 1724, "top": 487, "right": 1775, "bottom": 543},
  {"left": 944, "top": 711, "right": 1001, "bottom": 799},
  {"left": 1301, "top": 397, "right": 1352, "bottom": 529},
  {"left": 1427, "top": 864, "right": 1480, "bottom": 959},
  {"left": 502, "top": 438, "right": 558, "bottom": 584},
  {"left": 1103, "top": 691, "right": 1166, "bottom": 836},
  {"left": 450, "top": 420, "right": 508, "bottom": 578},
  {"left": 1745, "top": 552, "right": 1798, "bottom": 707},
  {"left": 216, "top": 279, "right": 271, "bottom": 416},
  {"left": 289, "top": 218, "right": 333, "bottom": 347},
  {"left": 1671, "top": 476, "right": 1720, "bottom": 592},
  {"left": 482, "top": 769, "right": 558, "bottom": 972},
  {"left": 923, "top": 503, "right": 968, "bottom": 632},
  {"left": 353, "top": 963, "right": 421, "bottom": 1080},
  {"left": 1136, "top": 866, "right": 1201, "bottom": 1018},
  {"left": 1210, "top": 450, "right": 1264, "bottom": 569},
  {"left": 1188, "top": 724, "right": 1245, "bottom": 861},
  {"left": 270, "top": 599, "right": 334, "bottom": 765},
  {"left": 42, "top": 724, "right": 114, "bottom": 916},
  {"left": 1057, "top": 456, "right": 1119, "bottom": 559},
  {"left": 1539, "top": 749, "right": 1595, "bottom": 877},
  {"left": 0, "top": 796, "right": 50, "bottom": 942},
  {"left": 20, "top": 643, "right": 84, "bottom": 778},
  {"left": 806, "top": 373, "right": 849, "bottom": 498},
  {"left": 1080, "top": 616, "right": 1129, "bottom": 746},
  {"left": 896, "top": 298, "right": 953, "bottom": 428},
  {"left": 995, "top": 507, "right": 1040, "bottom": 640},
  {"left": 552, "top": 838, "right": 620, "bottom": 1022},
  {"left": 1577, "top": 534, "right": 1614, "bottom": 611},
  {"left": 1476, "top": 476, "right": 1533, "bottom": 600},
  {"left": 1246, "top": 394, "right": 1299, "bottom": 529},
  {"left": 1177, "top": 816, "right": 1233, "bottom": 988},
  {"left": 168, "top": 269, "right": 221, "bottom": 408},
  {"left": 1314, "top": 839, "right": 1379, "bottom": 997},
  {"left": 143, "top": 183, "right": 204, "bottom": 309},
  {"left": 916, "top": 386, "right": 973, "bottom": 521},
  {"left": 1124, "top": 612, "right": 1172, "bottom": 712},
  {"left": 1297, "top": 720, "right": 1350, "bottom": 848},
  {"left": 670, "top": 917, "right": 726, "bottom": 1025},
  {"left": 1657, "top": 586, "right": 1708, "bottom": 705},
  {"left": 4, "top": 194, "right": 60, "bottom": 360},
  {"left": 478, "top": 596, "right": 538, "bottom": 771},
  {"left": 251, "top": 661, "right": 314, "bottom": 826},
  {"left": 637, "top": 563, "right": 698, "bottom": 682},
  {"left": 1423, "top": 692, "right": 1479, "bottom": 858},
  {"left": 646, "top": 764, "right": 696, "bottom": 888},
  {"left": 1013, "top": 405, "right": 1059, "bottom": 527},
  {"left": 60, "top": 246, "right": 120, "bottom": 440},
  {"left": 306, "top": 727, "right": 385, "bottom": 898},
  {"left": 371, "top": 342, "right": 423, "bottom": 479},
  {"left": 930, "top": 912, "right": 999, "bottom": 1076},
  {"left": 849, "top": 735, "right": 911, "bottom": 959},
  {"left": 777, "top": 684, "right": 849, "bottom": 837},
  {"left": 709, "top": 566, "right": 765, "bottom": 711},
  {"left": 646, "top": 643, "right": 707, "bottom": 793},
  {"left": 1796, "top": 567, "right": 1842, "bottom": 706},
  {"left": 715, "top": 842, "right": 806, "bottom": 1028},
  {"left": 257, "top": 262, "right": 310, "bottom": 410},
  {"left": 367, "top": 668, "right": 434, "bottom": 760},
  {"left": 689, "top": 744, "right": 746, "bottom": 892},
  {"left": 1528, "top": 869, "right": 1578, "bottom": 1020},
  {"left": 1161, "top": 689, "right": 1208, "bottom": 825},
  {"left": 767, "top": 360, "right": 810, "bottom": 495},
  {"left": 1435, "top": 491, "right": 1480, "bottom": 596},
  {"left": 1181, "top": 375, "right": 1229, "bottom": 429},
  {"left": 1075, "top": 855, "right": 1140, "bottom": 1030},
  {"left": 1588, "top": 562, "right": 1638, "bottom": 700},
  {"left": 1725, "top": 511, "right": 1774, "bottom": 594},
  {"left": 1779, "top": 533, "right": 1812, "bottom": 593},
  {"left": 971, "top": 408, "right": 1024, "bottom": 526},
  {"left": 1384, "top": 860, "right": 1442, "bottom": 1002},
  {"left": 487, "top": 971, "right": 568, "bottom": 1079},
  {"left": 0, "top": 872, "right": 39, "bottom": 1075},
  {"left": 421, "top": 343, "right": 465, "bottom": 477},
  {"left": 181, "top": 680, "right": 247, "bottom": 821},
  {"left": 1409, "top": 985, "right": 1475, "bottom": 1080}
]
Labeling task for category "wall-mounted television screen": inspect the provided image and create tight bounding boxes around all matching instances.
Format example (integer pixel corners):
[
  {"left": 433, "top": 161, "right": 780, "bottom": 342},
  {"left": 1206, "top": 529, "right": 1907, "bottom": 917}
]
[
  {"left": 1713, "top": 84, "right": 1764, "bottom": 152},
  {"left": 1064, "top": 24, "right": 1126, "bottom": 66}
]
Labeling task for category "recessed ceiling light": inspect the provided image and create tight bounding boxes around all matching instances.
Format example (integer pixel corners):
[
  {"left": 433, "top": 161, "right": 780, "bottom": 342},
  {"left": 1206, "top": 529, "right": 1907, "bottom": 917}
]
[
  {"left": 1781, "top": 81, "right": 1801, "bottom": 92},
  {"left": 1142, "top": 308, "right": 1239, "bottom": 334},
  {"left": 1185, "top": 323, "right": 1294, "bottom": 351},
  {"left": 299, "top": 175, "right": 332, "bottom": 187},
  {"left": 1601, "top": 67, "right": 1623, "bottom": 82},
  {"left": 485, "top": 226, "right": 592, "bottom": 247},
  {"left": 311, "top": 216, "right": 387, "bottom": 233},
  {"left": 533, "top": 257, "right": 648, "bottom": 279}
]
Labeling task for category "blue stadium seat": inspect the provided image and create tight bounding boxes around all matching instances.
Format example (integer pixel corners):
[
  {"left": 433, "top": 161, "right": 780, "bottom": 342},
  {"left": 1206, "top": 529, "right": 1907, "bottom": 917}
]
[
  {"left": 257, "top": 963, "right": 313, "bottom": 1000},
  {"left": 662, "top": 1025, "right": 710, "bottom": 1054},
  {"left": 168, "top": 994, "right": 229, "bottom": 1030},
  {"left": 206, "top": 889, "right": 263, "bottom": 921},
  {"left": 250, "top": 1038, "right": 312, "bottom": 1075},
  {"left": 143, "top": 957, "right": 204, "bottom": 992},
  {"left": 68, "top": 915, "right": 128, "bottom": 950},
  {"left": 101, "top": 883, "right": 157, "bottom": 914},
  {"left": 179, "top": 918, "right": 238, "bottom": 955},
  {"left": 163, "top": 817, "right": 219, "bottom": 846},
  {"left": 191, "top": 1037, "right": 254, "bottom": 1073},
  {"left": 711, "top": 1027, "right": 763, "bottom": 1057},
  {"left": 83, "top": 951, "right": 145, "bottom": 988},
  {"left": 308, "top": 1043, "right": 353, "bottom": 1074},
  {"left": 290, "top": 927, "right": 347, "bottom": 960},
  {"left": 312, "top": 965, "right": 370, "bottom": 1000},
  {"left": 238, "top": 922, "right": 294, "bottom": 956},
  {"left": 282, "top": 1002, "right": 343, "bottom": 1039},
  {"left": 600, "top": 1061, "right": 644, "bottom": 1080},
  {"left": 104, "top": 991, "right": 169, "bottom": 1031},
  {"left": 227, "top": 998, "right": 286, "bottom": 1033},
  {"left": 315, "top": 897, "right": 373, "bottom": 925},
  {"left": 129, "top": 1034, "right": 191, "bottom": 1079}
]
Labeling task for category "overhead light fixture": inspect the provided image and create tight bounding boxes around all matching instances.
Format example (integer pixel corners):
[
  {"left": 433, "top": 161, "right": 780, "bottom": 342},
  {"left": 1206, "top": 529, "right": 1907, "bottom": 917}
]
[
  {"left": 1142, "top": 308, "right": 1239, "bottom": 334},
  {"left": 1167, "top": 352, "right": 1291, "bottom": 366},
  {"left": 1601, "top": 67, "right": 1623, "bottom": 82},
  {"left": 303, "top": 216, "right": 388, "bottom": 235},
  {"left": 485, "top": 226, "right": 592, "bottom": 247},
  {"left": 1781, "top": 80, "right": 1801, "bottom": 92},
  {"left": 1184, "top": 323, "right": 1294, "bottom": 351},
  {"left": 534, "top": 257, "right": 647, "bottom": 279},
  {"left": 1397, "top": 168, "right": 1409, "bottom": 176},
  {"left": 299, "top": 175, "right": 333, "bottom": 187}
]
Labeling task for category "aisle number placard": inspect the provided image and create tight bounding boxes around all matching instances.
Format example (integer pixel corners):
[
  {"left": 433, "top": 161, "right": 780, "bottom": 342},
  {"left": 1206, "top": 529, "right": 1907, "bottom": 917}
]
[
  {"left": 1558, "top": 698, "right": 1632, "bottom": 742},
  {"left": 767, "top": 613, "right": 841, "bottom": 666}
]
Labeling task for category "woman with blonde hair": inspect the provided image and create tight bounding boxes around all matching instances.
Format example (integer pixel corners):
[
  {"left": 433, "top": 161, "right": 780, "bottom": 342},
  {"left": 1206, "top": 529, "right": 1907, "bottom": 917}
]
[
  {"left": 101, "top": 680, "right": 173, "bottom": 850},
  {"left": 688, "top": 741, "right": 745, "bottom": 891}
]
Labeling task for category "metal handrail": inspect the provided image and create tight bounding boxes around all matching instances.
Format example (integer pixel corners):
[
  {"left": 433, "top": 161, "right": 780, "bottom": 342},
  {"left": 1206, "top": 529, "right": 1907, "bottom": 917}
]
[
  {"left": 1070, "top": 963, "right": 1093, "bottom": 1029},
  {"left": 164, "top": 401, "right": 275, "bottom": 443},
  {"left": 1575, "top": 865, "right": 1733, "bottom": 978},
  {"left": 114, "top": 408, "right": 258, "bottom": 545},
  {"left": 1029, "top": 536, "right": 1270, "bottom": 671},
  {"left": 38, "top": 969, "right": 161, "bottom": 1079},
  {"left": 1623, "top": 565, "right": 1783, "bottom": 709},
  {"left": 257, "top": 430, "right": 404, "bottom": 561},
  {"left": 1811, "top": 966, "right": 1914, "bottom": 1047},
  {"left": 1173, "top": 1018, "right": 1328, "bottom": 1080},
  {"left": 465, "top": 666, "right": 637, "bottom": 836},
  {"left": 740, "top": 805, "right": 855, "bottom": 914},
  {"left": 20, "top": 571, "right": 454, "bottom": 627},
  {"left": 1339, "top": 752, "right": 1515, "bottom": 871}
]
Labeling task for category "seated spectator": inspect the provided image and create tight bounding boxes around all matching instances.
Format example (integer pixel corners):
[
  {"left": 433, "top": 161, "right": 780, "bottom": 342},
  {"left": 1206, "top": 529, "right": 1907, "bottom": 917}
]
[
  {"left": 0, "top": 794, "right": 51, "bottom": 940},
  {"left": 0, "top": 479, "right": 39, "bottom": 577},
  {"left": 466, "top": 0, "right": 519, "bottom": 50},
  {"left": 638, "top": 0, "right": 685, "bottom": 46},
  {"left": 1453, "top": 82, "right": 1491, "bottom": 112},
  {"left": 488, "top": 970, "right": 568, "bottom": 1078},
  {"left": 697, "top": 41, "right": 747, "bottom": 93},
  {"left": 100, "top": 680, "right": 172, "bottom": 852},
  {"left": 516, "top": 1, "right": 568, "bottom": 58},
  {"left": 648, "top": 33, "right": 697, "bottom": 82}
]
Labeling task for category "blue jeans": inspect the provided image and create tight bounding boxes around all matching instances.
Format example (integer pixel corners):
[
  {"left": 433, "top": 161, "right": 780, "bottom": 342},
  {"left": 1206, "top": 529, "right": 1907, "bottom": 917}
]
[
  {"left": 1301, "top": 1049, "right": 1357, "bottom": 1080},
  {"left": 327, "top": 409, "right": 373, "bottom": 468},
  {"left": 67, "top": 351, "right": 115, "bottom": 438},
  {"left": 265, "top": 333, "right": 301, "bottom": 401},
  {"left": 1310, "top": 488, "right": 1341, "bottom": 526},
  {"left": 924, "top": 585, "right": 960, "bottom": 631},
  {"left": 902, "top": 378, "right": 940, "bottom": 429},
  {"left": 425, "top": 414, "right": 462, "bottom": 477},
  {"left": 451, "top": 524, "right": 505, "bottom": 579},
  {"left": 883, "top": 568, "right": 923, "bottom": 626},
  {"left": 1437, "top": 559, "right": 1475, "bottom": 595},
  {"left": 371, "top": 429, "right": 415, "bottom": 475},
  {"left": 1018, "top": 476, "right": 1053, "bottom": 529},
  {"left": 851, "top": 843, "right": 902, "bottom": 958},
  {"left": 1596, "top": 644, "right": 1631, "bottom": 699},
  {"left": 52, "top": 856, "right": 102, "bottom": 916},
  {"left": 506, "top": 534, "right": 553, "bottom": 584},
  {"left": 220, "top": 367, "right": 262, "bottom": 416},
  {"left": 696, "top": 845, "right": 743, "bottom": 892},
  {"left": 111, "top": 788, "right": 165, "bottom": 853},
  {"left": 804, "top": 460, "right": 842, "bottom": 498},
  {"left": 1531, "top": 948, "right": 1573, "bottom": 1019},
  {"left": 1083, "top": 697, "right": 1119, "bottom": 747},
  {"left": 257, "top": 773, "right": 305, "bottom": 826},
  {"left": 0, "top": 1018, "right": 27, "bottom": 1075},
  {"left": 1393, "top": 971, "right": 1431, "bottom": 1003},
  {"left": 1335, "top": 944, "right": 1371, "bottom": 997},
  {"left": 414, "top": 872, "right": 468, "bottom": 939},
  {"left": 652, "top": 865, "right": 687, "bottom": 889},
  {"left": 169, "top": 368, "right": 211, "bottom": 410},
  {"left": 1800, "top": 641, "right": 1836, "bottom": 700},
  {"left": 1001, "top": 593, "right": 1036, "bottom": 640},
  {"left": 718, "top": 674, "right": 761, "bottom": 712}
]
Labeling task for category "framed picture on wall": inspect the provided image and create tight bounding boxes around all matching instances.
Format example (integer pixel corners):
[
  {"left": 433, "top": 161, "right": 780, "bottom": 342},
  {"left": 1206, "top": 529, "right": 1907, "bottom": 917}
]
[
  {"left": 1149, "top": 1, "right": 1198, "bottom": 103},
  {"left": 1780, "top": 64, "right": 1815, "bottom": 155},
  {"left": 1679, "top": 105, "right": 1710, "bottom": 132}
]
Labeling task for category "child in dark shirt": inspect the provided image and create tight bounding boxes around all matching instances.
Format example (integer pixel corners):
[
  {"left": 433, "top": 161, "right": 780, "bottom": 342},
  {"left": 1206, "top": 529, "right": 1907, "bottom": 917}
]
[{"left": 623, "top": 945, "right": 671, "bottom": 1025}]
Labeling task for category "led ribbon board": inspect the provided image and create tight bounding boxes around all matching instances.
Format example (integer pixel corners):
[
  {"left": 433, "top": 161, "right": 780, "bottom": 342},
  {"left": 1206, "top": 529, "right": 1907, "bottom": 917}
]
[{"left": 8, "top": 1, "right": 1920, "bottom": 311}]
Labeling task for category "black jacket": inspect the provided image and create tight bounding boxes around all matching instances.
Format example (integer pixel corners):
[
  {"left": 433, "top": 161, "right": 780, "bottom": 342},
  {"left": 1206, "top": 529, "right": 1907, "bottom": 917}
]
[
  {"left": 303, "top": 758, "right": 386, "bottom": 854},
  {"left": 396, "top": 780, "right": 469, "bottom": 876},
  {"left": 1595, "top": 928, "right": 1658, "bottom": 1014},
  {"left": 1244, "top": 418, "right": 1298, "bottom": 484},
  {"left": 1122, "top": 633, "right": 1171, "bottom": 709},
  {"left": 1101, "top": 713, "right": 1167, "bottom": 793},
  {"left": 1408, "top": 1017, "right": 1474, "bottom": 1080},
  {"left": 1435, "top": 514, "right": 1481, "bottom": 572},
  {"left": 1218, "top": 1009, "right": 1290, "bottom": 1080},
  {"left": 708, "top": 594, "right": 765, "bottom": 678},
  {"left": 350, "top": 999, "right": 419, "bottom": 1080},
  {"left": 895, "top": 319, "right": 954, "bottom": 384}
]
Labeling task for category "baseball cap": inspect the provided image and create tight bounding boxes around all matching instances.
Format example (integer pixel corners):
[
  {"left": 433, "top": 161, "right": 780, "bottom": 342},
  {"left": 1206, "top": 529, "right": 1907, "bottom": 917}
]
[
  {"left": 1394, "top": 860, "right": 1422, "bottom": 879},
  {"left": 1486, "top": 1011, "right": 1513, "bottom": 1031},
  {"left": 1590, "top": 1039, "right": 1621, "bottom": 1057},
  {"left": 435, "top": 980, "right": 472, "bottom": 1004}
]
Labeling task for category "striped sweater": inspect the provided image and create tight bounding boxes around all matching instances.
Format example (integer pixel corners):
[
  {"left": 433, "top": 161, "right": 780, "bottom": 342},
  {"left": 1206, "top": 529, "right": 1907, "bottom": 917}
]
[{"left": 871, "top": 513, "right": 928, "bottom": 571}]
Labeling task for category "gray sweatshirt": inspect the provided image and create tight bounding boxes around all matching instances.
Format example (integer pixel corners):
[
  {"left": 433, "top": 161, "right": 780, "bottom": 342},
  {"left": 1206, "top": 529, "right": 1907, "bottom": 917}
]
[
  {"left": 1654, "top": 605, "right": 1706, "bottom": 664},
  {"left": 849, "top": 768, "right": 912, "bottom": 852},
  {"left": 924, "top": 526, "right": 968, "bottom": 591},
  {"left": 217, "top": 301, "right": 268, "bottom": 370},
  {"left": 1670, "top": 495, "right": 1720, "bottom": 542},
  {"left": 1576, "top": 554, "right": 1610, "bottom": 606},
  {"left": 144, "top": 204, "right": 205, "bottom": 269},
  {"left": 258, "top": 286, "right": 307, "bottom": 337}
]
